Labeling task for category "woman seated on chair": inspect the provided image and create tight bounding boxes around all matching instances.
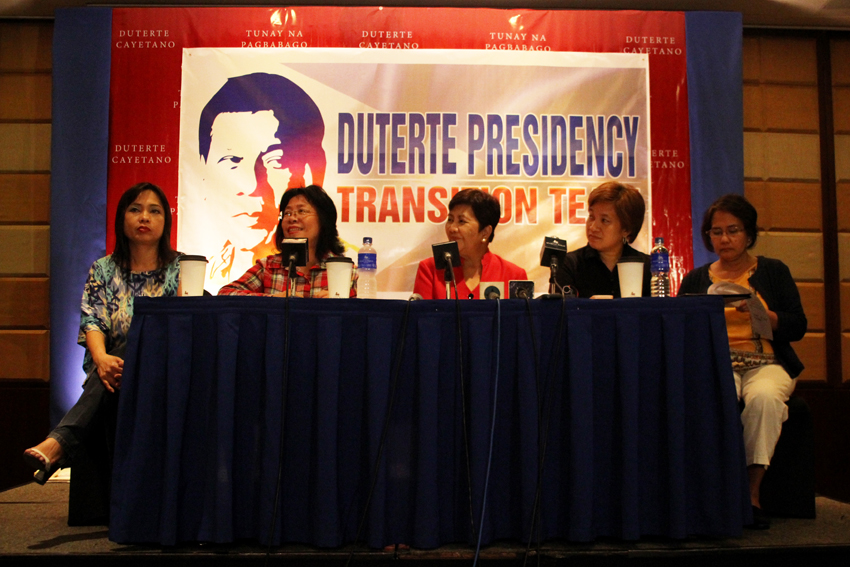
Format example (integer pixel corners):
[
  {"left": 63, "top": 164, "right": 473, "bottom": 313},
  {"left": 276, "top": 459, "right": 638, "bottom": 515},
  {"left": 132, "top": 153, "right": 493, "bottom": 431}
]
[
  {"left": 555, "top": 181, "right": 650, "bottom": 298},
  {"left": 23, "top": 182, "right": 182, "bottom": 483},
  {"left": 413, "top": 188, "right": 527, "bottom": 299},
  {"left": 679, "top": 194, "right": 807, "bottom": 530},
  {"left": 218, "top": 185, "right": 356, "bottom": 297}
]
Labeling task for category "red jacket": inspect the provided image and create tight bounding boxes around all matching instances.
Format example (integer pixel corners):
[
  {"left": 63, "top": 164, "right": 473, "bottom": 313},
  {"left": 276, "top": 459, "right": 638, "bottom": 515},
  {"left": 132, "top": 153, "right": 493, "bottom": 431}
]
[{"left": 413, "top": 251, "right": 528, "bottom": 299}]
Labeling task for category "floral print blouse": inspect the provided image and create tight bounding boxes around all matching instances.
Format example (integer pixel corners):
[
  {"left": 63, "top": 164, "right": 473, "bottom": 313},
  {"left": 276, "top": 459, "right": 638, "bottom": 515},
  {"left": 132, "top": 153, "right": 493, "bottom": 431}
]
[{"left": 78, "top": 255, "right": 180, "bottom": 374}]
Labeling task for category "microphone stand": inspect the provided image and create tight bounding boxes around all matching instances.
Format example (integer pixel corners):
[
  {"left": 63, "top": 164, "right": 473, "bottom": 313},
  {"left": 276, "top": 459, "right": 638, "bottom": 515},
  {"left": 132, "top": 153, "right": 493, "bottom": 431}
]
[
  {"left": 548, "top": 258, "right": 559, "bottom": 295},
  {"left": 444, "top": 251, "right": 458, "bottom": 300},
  {"left": 286, "top": 253, "right": 298, "bottom": 298}
]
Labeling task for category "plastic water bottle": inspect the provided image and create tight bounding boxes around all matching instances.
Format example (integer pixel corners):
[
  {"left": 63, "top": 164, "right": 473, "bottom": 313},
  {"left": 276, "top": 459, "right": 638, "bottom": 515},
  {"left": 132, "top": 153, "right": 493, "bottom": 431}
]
[
  {"left": 650, "top": 237, "right": 671, "bottom": 298},
  {"left": 357, "top": 237, "right": 378, "bottom": 299}
]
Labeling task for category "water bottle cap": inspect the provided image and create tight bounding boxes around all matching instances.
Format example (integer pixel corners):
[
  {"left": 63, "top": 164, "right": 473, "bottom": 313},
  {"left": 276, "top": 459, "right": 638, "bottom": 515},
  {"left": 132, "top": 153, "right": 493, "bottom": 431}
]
[
  {"left": 363, "top": 237, "right": 372, "bottom": 245},
  {"left": 654, "top": 237, "right": 664, "bottom": 244}
]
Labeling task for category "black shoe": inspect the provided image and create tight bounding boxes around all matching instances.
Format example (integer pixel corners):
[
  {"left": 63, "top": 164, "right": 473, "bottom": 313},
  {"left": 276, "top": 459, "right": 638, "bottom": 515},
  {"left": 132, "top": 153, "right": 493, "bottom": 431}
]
[{"left": 746, "top": 505, "right": 770, "bottom": 530}]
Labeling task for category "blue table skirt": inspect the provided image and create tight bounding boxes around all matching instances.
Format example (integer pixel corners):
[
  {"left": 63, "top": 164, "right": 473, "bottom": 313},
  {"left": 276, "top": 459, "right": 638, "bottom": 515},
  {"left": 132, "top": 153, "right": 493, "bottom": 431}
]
[{"left": 109, "top": 296, "right": 750, "bottom": 546}]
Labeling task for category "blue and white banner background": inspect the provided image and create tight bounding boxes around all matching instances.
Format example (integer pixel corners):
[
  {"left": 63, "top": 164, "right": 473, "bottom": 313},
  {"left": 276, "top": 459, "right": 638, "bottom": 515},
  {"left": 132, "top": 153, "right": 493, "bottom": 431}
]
[{"left": 179, "top": 48, "right": 650, "bottom": 295}]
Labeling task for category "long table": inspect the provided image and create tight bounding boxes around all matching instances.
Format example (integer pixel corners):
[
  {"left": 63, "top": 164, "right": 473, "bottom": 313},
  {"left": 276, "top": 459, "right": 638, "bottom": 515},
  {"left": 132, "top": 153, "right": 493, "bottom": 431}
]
[{"left": 109, "top": 296, "right": 750, "bottom": 546}]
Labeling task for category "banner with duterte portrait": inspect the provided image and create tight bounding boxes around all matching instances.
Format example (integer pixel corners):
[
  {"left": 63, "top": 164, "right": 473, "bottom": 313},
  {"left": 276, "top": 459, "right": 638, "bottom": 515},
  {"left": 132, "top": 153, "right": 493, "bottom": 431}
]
[
  {"left": 178, "top": 48, "right": 650, "bottom": 294},
  {"left": 108, "top": 7, "right": 690, "bottom": 295}
]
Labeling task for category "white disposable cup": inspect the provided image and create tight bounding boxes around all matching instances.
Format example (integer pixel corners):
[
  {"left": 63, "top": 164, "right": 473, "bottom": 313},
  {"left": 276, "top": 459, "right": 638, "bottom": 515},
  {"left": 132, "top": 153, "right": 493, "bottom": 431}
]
[
  {"left": 617, "top": 258, "right": 644, "bottom": 298},
  {"left": 325, "top": 257, "right": 354, "bottom": 298},
  {"left": 180, "top": 255, "right": 208, "bottom": 296}
]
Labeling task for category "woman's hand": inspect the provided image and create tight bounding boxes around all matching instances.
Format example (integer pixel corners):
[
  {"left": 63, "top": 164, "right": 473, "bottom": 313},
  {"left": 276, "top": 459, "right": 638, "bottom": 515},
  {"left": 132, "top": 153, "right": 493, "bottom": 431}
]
[
  {"left": 734, "top": 300, "right": 780, "bottom": 331},
  {"left": 85, "top": 330, "right": 123, "bottom": 392},
  {"left": 93, "top": 352, "right": 124, "bottom": 393}
]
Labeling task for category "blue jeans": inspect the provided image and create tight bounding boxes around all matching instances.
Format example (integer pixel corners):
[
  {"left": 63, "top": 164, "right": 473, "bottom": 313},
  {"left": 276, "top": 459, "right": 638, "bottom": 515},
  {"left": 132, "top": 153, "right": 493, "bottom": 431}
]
[{"left": 48, "top": 344, "right": 124, "bottom": 463}]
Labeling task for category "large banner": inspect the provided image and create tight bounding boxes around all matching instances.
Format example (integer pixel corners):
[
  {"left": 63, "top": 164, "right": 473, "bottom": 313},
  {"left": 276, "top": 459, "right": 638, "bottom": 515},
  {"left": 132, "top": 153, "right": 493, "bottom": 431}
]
[
  {"left": 109, "top": 7, "right": 690, "bottom": 294},
  {"left": 179, "top": 48, "right": 649, "bottom": 293}
]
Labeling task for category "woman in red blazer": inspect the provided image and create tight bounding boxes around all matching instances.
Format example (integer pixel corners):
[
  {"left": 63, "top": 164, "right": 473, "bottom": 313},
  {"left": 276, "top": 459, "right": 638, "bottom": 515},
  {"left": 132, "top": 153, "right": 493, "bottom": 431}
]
[{"left": 413, "top": 189, "right": 527, "bottom": 299}]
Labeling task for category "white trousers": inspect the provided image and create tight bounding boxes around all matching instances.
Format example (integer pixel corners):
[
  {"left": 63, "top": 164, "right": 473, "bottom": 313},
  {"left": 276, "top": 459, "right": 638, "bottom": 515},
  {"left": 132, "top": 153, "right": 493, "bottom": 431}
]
[{"left": 734, "top": 364, "right": 796, "bottom": 467}]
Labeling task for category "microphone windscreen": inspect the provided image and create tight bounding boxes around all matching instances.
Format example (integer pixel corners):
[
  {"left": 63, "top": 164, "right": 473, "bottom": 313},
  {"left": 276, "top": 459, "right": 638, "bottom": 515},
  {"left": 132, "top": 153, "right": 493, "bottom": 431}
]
[{"left": 540, "top": 236, "right": 567, "bottom": 267}]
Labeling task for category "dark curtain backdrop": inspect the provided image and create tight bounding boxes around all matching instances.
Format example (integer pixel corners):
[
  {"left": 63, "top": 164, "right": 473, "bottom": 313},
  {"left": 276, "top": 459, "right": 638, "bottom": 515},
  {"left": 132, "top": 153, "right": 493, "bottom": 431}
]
[
  {"left": 685, "top": 11, "right": 744, "bottom": 270},
  {"left": 50, "top": 7, "right": 112, "bottom": 425}
]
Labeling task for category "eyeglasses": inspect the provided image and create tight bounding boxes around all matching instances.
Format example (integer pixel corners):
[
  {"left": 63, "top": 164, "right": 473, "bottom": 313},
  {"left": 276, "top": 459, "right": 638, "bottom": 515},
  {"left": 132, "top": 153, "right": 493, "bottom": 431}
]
[
  {"left": 281, "top": 208, "right": 315, "bottom": 220},
  {"left": 706, "top": 226, "right": 745, "bottom": 238}
]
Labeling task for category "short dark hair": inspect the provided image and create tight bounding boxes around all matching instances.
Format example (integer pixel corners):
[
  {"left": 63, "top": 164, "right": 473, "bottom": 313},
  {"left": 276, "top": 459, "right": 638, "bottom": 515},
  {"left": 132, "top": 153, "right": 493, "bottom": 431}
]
[
  {"left": 448, "top": 188, "right": 501, "bottom": 242},
  {"left": 274, "top": 185, "right": 344, "bottom": 260},
  {"left": 700, "top": 194, "right": 759, "bottom": 252},
  {"left": 112, "top": 182, "right": 178, "bottom": 270},
  {"left": 587, "top": 182, "right": 646, "bottom": 243},
  {"left": 198, "top": 72, "right": 326, "bottom": 186}
]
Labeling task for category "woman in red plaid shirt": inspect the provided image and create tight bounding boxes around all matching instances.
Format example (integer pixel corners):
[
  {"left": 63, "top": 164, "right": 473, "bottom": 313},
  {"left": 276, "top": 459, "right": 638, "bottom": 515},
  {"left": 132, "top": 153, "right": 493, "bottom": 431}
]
[{"left": 218, "top": 185, "right": 356, "bottom": 297}]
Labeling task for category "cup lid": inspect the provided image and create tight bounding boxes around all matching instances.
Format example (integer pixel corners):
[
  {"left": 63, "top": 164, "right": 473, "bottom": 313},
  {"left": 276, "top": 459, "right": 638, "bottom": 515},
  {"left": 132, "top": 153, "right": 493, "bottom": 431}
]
[
  {"left": 617, "top": 256, "right": 644, "bottom": 263},
  {"left": 325, "top": 256, "right": 353, "bottom": 263},
  {"left": 180, "top": 254, "right": 208, "bottom": 263}
]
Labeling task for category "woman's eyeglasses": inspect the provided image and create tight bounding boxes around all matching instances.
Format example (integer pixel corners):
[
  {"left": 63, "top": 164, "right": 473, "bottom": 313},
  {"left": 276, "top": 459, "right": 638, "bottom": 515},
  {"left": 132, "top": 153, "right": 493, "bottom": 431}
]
[
  {"left": 281, "top": 209, "right": 315, "bottom": 220},
  {"left": 707, "top": 226, "right": 744, "bottom": 238}
]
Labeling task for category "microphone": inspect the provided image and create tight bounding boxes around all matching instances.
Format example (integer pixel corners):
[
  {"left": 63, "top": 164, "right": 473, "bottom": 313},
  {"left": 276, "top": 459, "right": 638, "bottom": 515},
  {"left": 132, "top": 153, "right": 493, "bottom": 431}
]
[
  {"left": 280, "top": 238, "right": 308, "bottom": 296},
  {"left": 432, "top": 241, "right": 461, "bottom": 299},
  {"left": 509, "top": 280, "right": 534, "bottom": 299},
  {"left": 539, "top": 236, "right": 567, "bottom": 296},
  {"left": 540, "top": 236, "right": 567, "bottom": 270},
  {"left": 409, "top": 293, "right": 424, "bottom": 301}
]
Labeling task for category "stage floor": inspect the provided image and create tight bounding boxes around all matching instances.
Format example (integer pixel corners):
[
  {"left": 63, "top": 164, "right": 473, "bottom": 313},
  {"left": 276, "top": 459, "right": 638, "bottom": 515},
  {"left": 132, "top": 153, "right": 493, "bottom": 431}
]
[{"left": 2, "top": 479, "right": 849, "bottom": 565}]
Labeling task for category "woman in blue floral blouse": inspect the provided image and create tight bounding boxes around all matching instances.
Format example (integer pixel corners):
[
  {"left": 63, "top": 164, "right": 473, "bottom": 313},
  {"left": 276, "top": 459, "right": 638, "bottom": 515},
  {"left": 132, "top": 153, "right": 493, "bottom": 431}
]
[{"left": 23, "top": 182, "right": 181, "bottom": 484}]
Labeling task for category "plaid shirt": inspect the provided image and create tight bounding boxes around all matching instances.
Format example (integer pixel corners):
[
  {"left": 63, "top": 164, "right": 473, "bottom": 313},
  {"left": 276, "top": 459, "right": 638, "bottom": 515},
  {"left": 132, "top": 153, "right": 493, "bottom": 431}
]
[{"left": 218, "top": 252, "right": 357, "bottom": 298}]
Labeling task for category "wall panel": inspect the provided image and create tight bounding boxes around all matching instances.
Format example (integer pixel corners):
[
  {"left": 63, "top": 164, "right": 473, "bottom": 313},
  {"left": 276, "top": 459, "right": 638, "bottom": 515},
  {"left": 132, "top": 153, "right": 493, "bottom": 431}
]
[
  {"left": 841, "top": 332, "right": 848, "bottom": 385},
  {"left": 0, "top": 174, "right": 50, "bottom": 224},
  {"left": 0, "top": 330, "right": 49, "bottom": 380},
  {"left": 758, "top": 37, "right": 817, "bottom": 83},
  {"left": 798, "top": 282, "right": 825, "bottom": 332},
  {"left": 0, "top": 226, "right": 50, "bottom": 275},
  {"left": 0, "top": 277, "right": 49, "bottom": 328},
  {"left": 745, "top": 181, "right": 821, "bottom": 231},
  {"left": 0, "top": 21, "right": 52, "bottom": 71},
  {"left": 839, "top": 234, "right": 850, "bottom": 282},
  {"left": 832, "top": 39, "right": 850, "bottom": 85},
  {"left": 836, "top": 136, "right": 850, "bottom": 181},
  {"left": 0, "top": 124, "right": 52, "bottom": 172},
  {"left": 743, "top": 35, "right": 826, "bottom": 385},
  {"left": 0, "top": 74, "right": 52, "bottom": 121},
  {"left": 752, "top": 232, "right": 823, "bottom": 280},
  {"left": 742, "top": 36, "right": 760, "bottom": 81},
  {"left": 835, "top": 39, "right": 849, "bottom": 387},
  {"left": 796, "top": 333, "right": 827, "bottom": 381},
  {"left": 743, "top": 132, "right": 821, "bottom": 181},
  {"left": 834, "top": 88, "right": 850, "bottom": 133},
  {"left": 762, "top": 85, "right": 819, "bottom": 132}
]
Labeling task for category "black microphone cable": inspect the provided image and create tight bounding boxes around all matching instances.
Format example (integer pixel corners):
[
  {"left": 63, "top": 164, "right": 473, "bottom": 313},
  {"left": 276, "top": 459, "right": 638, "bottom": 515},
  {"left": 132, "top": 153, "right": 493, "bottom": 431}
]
[
  {"left": 265, "top": 292, "right": 294, "bottom": 565},
  {"left": 454, "top": 281, "right": 476, "bottom": 543},
  {"left": 522, "top": 293, "right": 568, "bottom": 567},
  {"left": 521, "top": 292, "right": 543, "bottom": 562},
  {"left": 344, "top": 296, "right": 414, "bottom": 566},
  {"left": 472, "top": 297, "right": 502, "bottom": 567}
]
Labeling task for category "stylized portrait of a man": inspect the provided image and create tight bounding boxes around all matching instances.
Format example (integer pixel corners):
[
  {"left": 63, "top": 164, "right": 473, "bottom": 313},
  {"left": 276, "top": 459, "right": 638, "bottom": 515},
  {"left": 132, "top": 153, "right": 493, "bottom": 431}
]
[{"left": 197, "top": 72, "right": 326, "bottom": 285}]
